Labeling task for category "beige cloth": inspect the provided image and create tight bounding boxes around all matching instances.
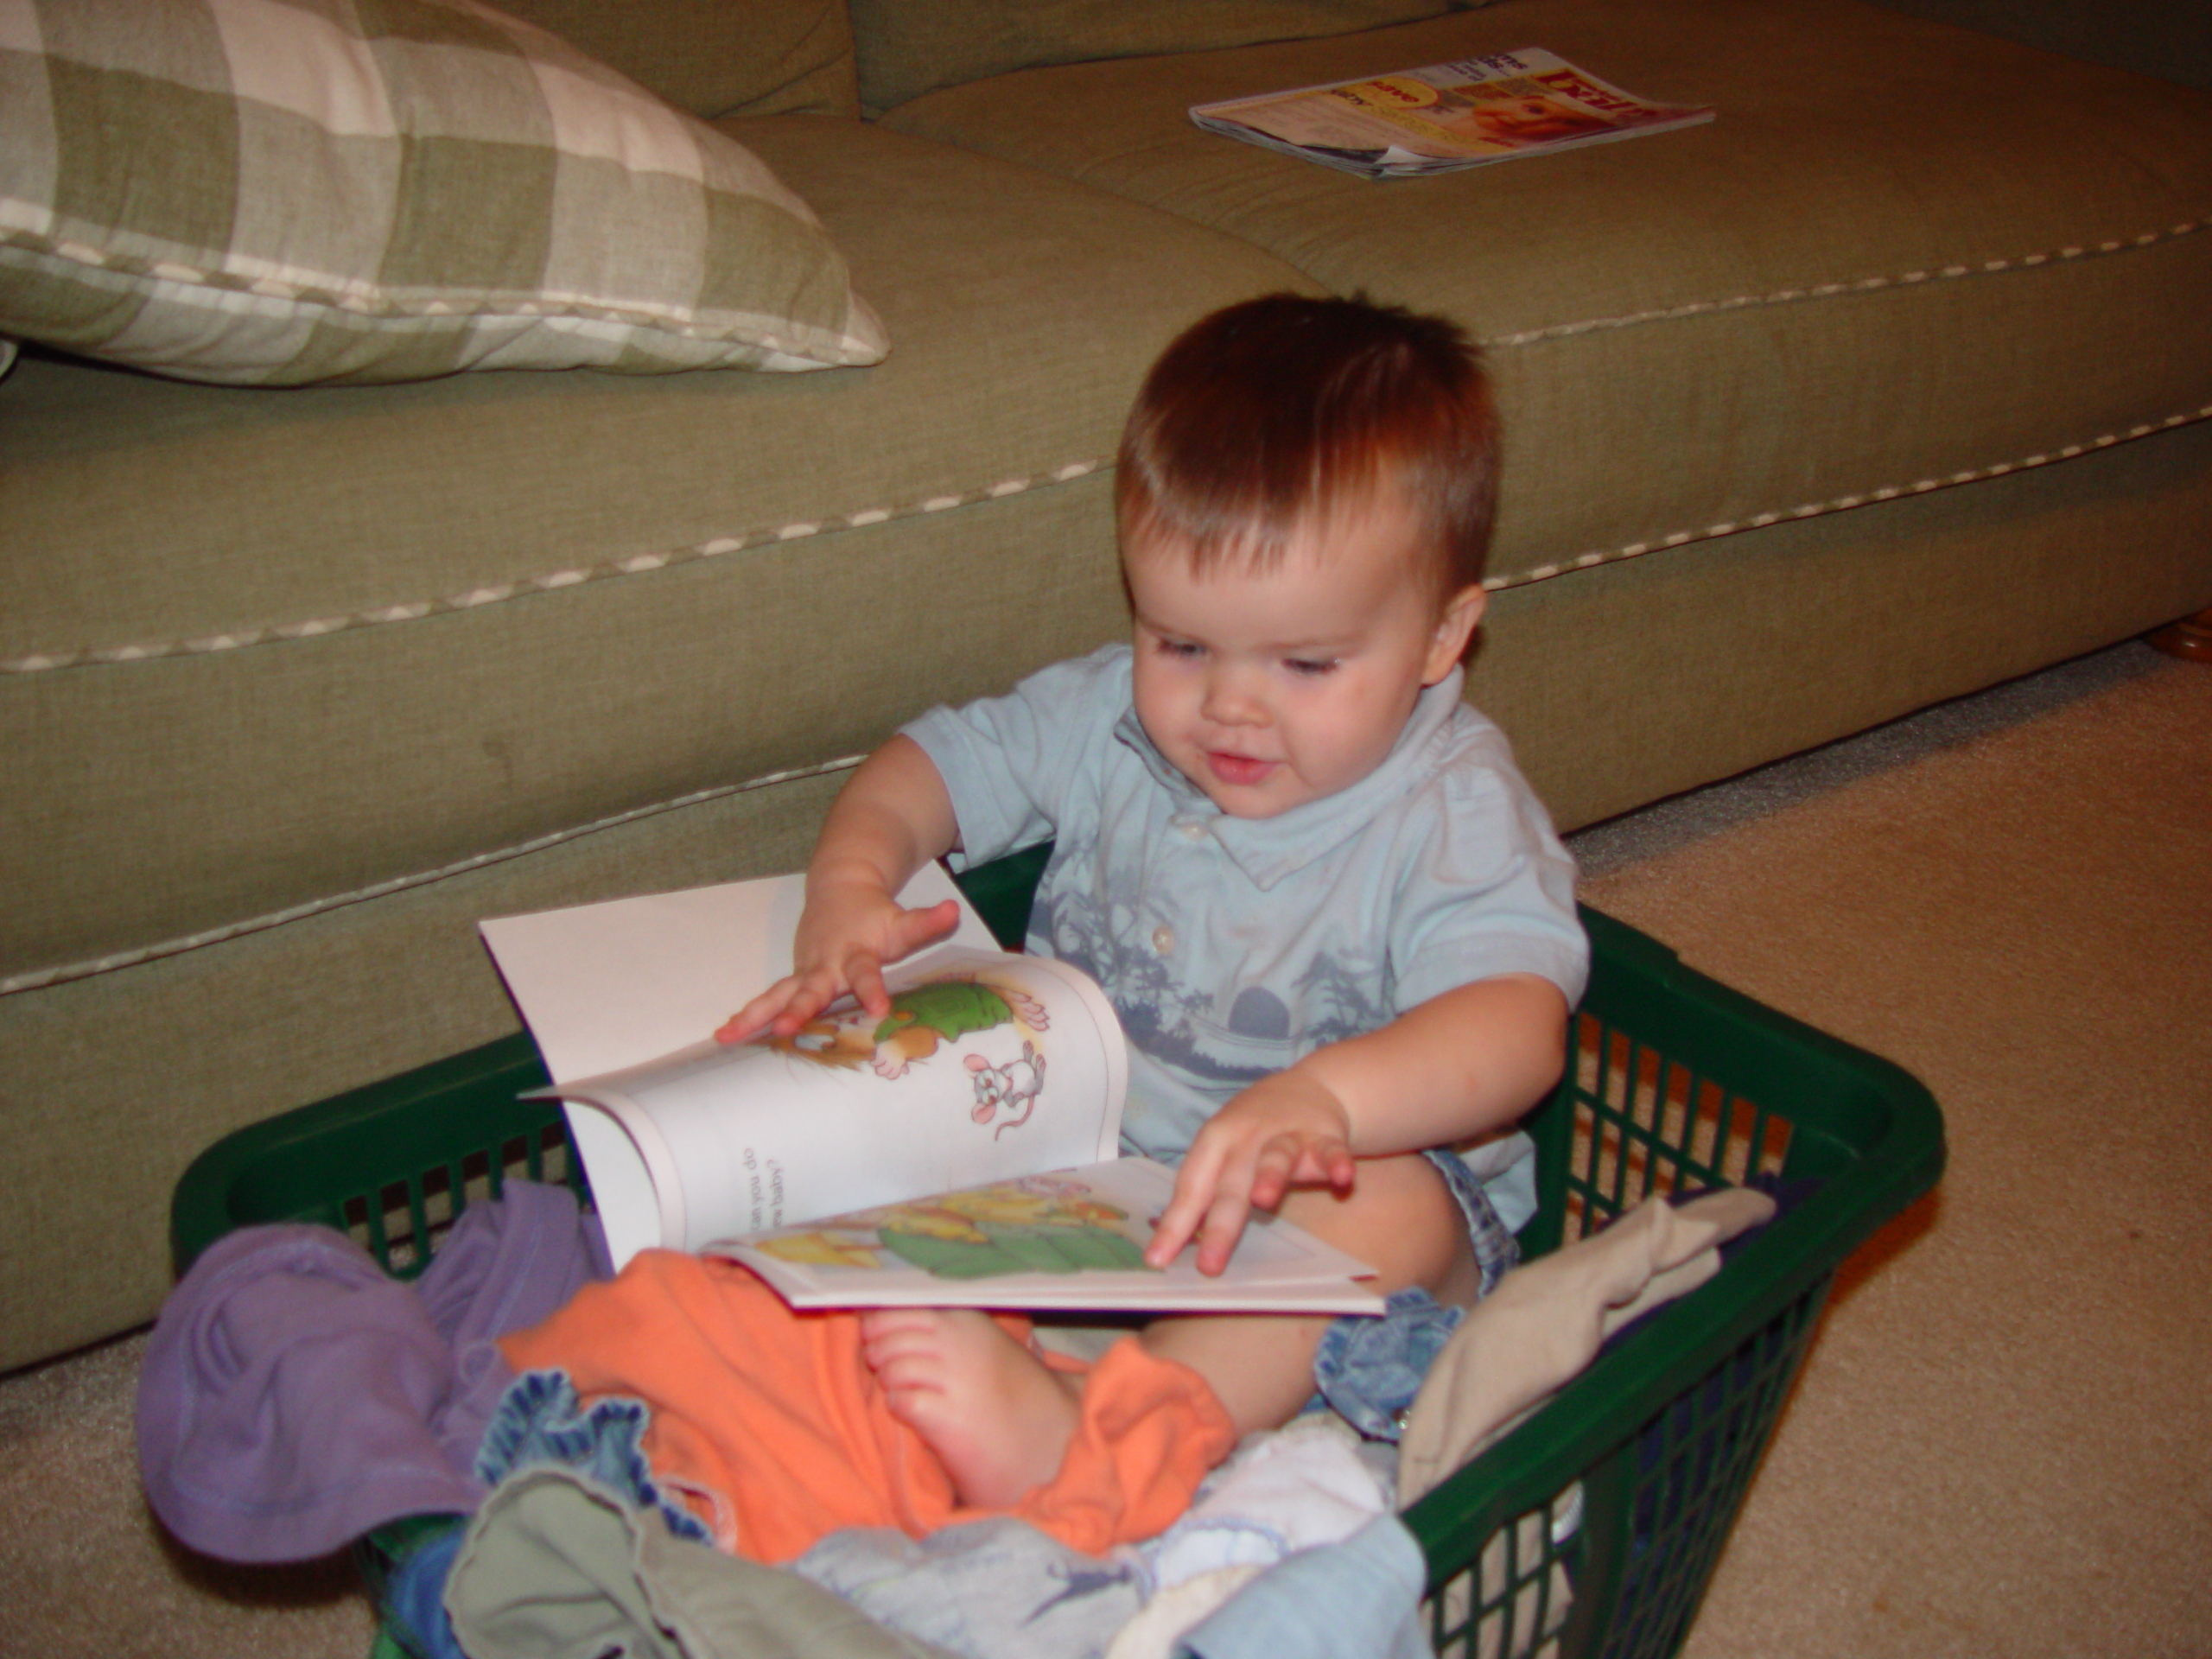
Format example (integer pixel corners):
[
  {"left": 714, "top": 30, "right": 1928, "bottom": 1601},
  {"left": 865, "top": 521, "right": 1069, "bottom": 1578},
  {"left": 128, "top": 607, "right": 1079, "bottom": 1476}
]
[
  {"left": 1398, "top": 1188, "right": 1778, "bottom": 1504},
  {"left": 446, "top": 1465, "right": 961, "bottom": 1659}
]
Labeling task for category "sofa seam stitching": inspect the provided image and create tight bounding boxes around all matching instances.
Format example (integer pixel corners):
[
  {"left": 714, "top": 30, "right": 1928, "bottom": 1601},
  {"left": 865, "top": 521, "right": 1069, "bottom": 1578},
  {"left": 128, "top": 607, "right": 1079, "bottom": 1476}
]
[
  {"left": 10, "top": 402, "right": 2209, "bottom": 673},
  {"left": 0, "top": 753, "right": 868, "bottom": 996},
  {"left": 15, "top": 405, "right": 2211, "bottom": 992},
  {"left": 1478, "top": 216, "right": 2207, "bottom": 348},
  {"left": 0, "top": 460, "right": 1111, "bottom": 675},
  {"left": 1484, "top": 403, "right": 2212, "bottom": 594}
]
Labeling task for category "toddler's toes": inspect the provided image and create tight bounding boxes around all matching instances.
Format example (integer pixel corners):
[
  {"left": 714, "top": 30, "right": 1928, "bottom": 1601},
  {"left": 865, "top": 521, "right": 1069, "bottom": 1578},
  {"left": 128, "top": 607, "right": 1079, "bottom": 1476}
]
[{"left": 859, "top": 1308, "right": 1079, "bottom": 1509}]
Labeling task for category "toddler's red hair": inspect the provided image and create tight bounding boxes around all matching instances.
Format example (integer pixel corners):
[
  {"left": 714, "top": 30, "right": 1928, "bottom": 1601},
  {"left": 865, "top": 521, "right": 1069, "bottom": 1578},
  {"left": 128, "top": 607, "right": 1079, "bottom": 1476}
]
[{"left": 1116, "top": 292, "right": 1499, "bottom": 599}]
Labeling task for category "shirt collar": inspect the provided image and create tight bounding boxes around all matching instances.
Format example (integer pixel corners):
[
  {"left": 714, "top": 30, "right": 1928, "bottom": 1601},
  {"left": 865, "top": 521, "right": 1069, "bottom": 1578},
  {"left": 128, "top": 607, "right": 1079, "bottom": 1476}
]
[{"left": 1113, "top": 665, "right": 1467, "bottom": 891}]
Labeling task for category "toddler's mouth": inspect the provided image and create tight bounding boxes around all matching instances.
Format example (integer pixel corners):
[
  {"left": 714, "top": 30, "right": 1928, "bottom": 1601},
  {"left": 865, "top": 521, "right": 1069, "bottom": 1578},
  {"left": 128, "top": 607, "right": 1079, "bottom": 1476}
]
[{"left": 1205, "top": 751, "right": 1278, "bottom": 787}]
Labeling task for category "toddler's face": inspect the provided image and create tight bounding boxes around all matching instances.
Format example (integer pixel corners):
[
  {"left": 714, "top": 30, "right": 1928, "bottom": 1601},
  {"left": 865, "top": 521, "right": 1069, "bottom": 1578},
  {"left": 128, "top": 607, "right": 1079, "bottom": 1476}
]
[{"left": 1123, "top": 493, "right": 1484, "bottom": 819}]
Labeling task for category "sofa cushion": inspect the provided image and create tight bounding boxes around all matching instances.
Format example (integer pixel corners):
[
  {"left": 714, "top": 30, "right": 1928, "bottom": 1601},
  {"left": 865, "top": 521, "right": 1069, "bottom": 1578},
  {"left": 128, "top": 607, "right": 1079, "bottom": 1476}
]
[
  {"left": 0, "top": 115, "right": 1319, "bottom": 991},
  {"left": 849, "top": 0, "right": 1487, "bottom": 118},
  {"left": 493, "top": 0, "right": 861, "bottom": 118},
  {"left": 0, "top": 0, "right": 887, "bottom": 385},
  {"left": 881, "top": 0, "right": 2212, "bottom": 594},
  {"left": 1868, "top": 0, "right": 2212, "bottom": 94}
]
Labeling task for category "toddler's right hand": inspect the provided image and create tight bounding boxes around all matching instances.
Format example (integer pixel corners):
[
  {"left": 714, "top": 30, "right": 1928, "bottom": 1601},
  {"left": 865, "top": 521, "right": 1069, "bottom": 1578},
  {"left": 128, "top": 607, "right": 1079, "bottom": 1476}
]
[
  {"left": 1143, "top": 1068, "right": 1357, "bottom": 1276},
  {"left": 714, "top": 879, "right": 960, "bottom": 1045}
]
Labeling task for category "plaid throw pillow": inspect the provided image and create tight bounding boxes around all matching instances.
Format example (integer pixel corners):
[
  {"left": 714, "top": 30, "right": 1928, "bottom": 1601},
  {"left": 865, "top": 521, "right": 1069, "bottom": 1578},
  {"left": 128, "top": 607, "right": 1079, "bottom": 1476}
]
[{"left": 0, "top": 0, "right": 888, "bottom": 385}]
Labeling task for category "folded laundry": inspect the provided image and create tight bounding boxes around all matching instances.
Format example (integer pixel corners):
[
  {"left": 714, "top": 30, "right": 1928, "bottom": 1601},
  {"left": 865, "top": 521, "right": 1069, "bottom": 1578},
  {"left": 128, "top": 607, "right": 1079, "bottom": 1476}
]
[
  {"left": 446, "top": 1465, "right": 962, "bottom": 1659},
  {"left": 1139, "top": 1416, "right": 1395, "bottom": 1594},
  {"left": 1166, "top": 1514, "right": 1432, "bottom": 1659},
  {"left": 795, "top": 1516, "right": 1144, "bottom": 1659},
  {"left": 1103, "top": 1417, "right": 1408, "bottom": 1659},
  {"left": 439, "top": 1424, "right": 1411, "bottom": 1659},
  {"left": 136, "top": 1179, "right": 606, "bottom": 1561},
  {"left": 140, "top": 1161, "right": 1787, "bottom": 1659},
  {"left": 383, "top": 1369, "right": 733, "bottom": 1659},
  {"left": 495, "top": 1249, "right": 1239, "bottom": 1563},
  {"left": 787, "top": 1416, "right": 1398, "bottom": 1659},
  {"left": 1397, "top": 1185, "right": 1780, "bottom": 1504}
]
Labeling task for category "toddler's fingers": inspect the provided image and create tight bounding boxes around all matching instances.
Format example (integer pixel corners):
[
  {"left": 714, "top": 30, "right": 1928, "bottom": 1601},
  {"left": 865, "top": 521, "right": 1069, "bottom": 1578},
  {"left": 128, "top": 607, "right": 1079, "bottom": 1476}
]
[
  {"left": 767, "top": 963, "right": 856, "bottom": 1036},
  {"left": 1144, "top": 1148, "right": 1226, "bottom": 1268},
  {"left": 716, "top": 977, "right": 801, "bottom": 1045},
  {"left": 1192, "top": 1179, "right": 1258, "bottom": 1276},
  {"left": 1246, "top": 1133, "right": 1355, "bottom": 1211},
  {"left": 845, "top": 950, "right": 892, "bottom": 1020},
  {"left": 1142, "top": 1192, "right": 1198, "bottom": 1268},
  {"left": 1180, "top": 1137, "right": 1268, "bottom": 1274},
  {"left": 1245, "top": 1136, "right": 1298, "bottom": 1213},
  {"left": 1302, "top": 1137, "right": 1357, "bottom": 1195},
  {"left": 888, "top": 899, "right": 962, "bottom": 957}
]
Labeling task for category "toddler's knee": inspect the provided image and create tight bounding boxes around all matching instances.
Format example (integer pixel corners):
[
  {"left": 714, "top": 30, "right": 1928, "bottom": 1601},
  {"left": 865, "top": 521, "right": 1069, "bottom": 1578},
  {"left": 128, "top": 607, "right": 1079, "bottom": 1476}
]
[{"left": 1281, "top": 1154, "right": 1473, "bottom": 1299}]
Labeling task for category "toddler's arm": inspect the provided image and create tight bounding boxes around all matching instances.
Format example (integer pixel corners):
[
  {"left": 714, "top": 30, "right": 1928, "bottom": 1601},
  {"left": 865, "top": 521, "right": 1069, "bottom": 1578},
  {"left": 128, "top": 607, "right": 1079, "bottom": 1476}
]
[
  {"left": 1145, "top": 973, "right": 1568, "bottom": 1274},
  {"left": 717, "top": 735, "right": 963, "bottom": 1043}
]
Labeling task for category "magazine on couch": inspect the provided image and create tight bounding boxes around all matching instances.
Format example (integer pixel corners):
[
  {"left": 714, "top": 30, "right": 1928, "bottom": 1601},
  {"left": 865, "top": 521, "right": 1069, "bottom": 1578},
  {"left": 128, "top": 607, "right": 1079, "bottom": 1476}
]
[
  {"left": 1190, "top": 48, "right": 1713, "bottom": 179},
  {"left": 480, "top": 867, "right": 1384, "bottom": 1314}
]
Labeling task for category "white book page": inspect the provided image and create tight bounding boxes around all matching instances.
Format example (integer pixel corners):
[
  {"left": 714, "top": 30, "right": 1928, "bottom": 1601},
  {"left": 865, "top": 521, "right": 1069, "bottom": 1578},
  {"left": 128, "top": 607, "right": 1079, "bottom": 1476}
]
[
  {"left": 544, "top": 949, "right": 1126, "bottom": 1257},
  {"left": 712, "top": 1157, "right": 1383, "bottom": 1315},
  {"left": 480, "top": 864, "right": 998, "bottom": 1084},
  {"left": 480, "top": 868, "right": 1127, "bottom": 1272}
]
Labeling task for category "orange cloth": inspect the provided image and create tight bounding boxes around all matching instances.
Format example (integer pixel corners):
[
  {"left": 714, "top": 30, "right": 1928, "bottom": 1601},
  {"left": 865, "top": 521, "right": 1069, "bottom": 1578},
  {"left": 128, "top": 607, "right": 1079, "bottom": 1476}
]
[{"left": 496, "top": 1250, "right": 1236, "bottom": 1564}]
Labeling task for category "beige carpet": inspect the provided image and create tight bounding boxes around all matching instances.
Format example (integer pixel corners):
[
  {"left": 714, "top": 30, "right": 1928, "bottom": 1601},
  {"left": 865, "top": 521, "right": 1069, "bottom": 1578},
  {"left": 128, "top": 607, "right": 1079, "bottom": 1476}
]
[
  {"left": 1580, "top": 643, "right": 2212, "bottom": 1659},
  {"left": 3, "top": 642, "right": 2206, "bottom": 1659}
]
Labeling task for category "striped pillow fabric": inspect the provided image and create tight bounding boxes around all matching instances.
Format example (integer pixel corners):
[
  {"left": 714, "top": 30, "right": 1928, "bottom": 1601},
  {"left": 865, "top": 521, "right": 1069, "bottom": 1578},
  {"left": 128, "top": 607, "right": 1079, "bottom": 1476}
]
[{"left": 0, "top": 0, "right": 888, "bottom": 385}]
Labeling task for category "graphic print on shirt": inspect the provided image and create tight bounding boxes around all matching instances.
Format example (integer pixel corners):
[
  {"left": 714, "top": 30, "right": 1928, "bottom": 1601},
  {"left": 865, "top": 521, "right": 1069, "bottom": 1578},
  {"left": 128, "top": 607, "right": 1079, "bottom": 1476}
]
[{"left": 1032, "top": 834, "right": 1390, "bottom": 1098}]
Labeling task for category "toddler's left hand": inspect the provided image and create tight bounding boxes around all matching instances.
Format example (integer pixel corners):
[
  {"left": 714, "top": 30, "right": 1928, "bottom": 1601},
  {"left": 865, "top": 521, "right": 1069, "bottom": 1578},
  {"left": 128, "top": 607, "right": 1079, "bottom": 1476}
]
[{"left": 1144, "top": 1070, "right": 1356, "bottom": 1275}]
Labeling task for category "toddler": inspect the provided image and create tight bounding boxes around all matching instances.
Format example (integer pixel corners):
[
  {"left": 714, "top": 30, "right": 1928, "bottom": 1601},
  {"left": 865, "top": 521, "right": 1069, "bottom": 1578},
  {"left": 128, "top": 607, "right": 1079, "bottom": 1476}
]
[{"left": 726, "top": 293, "right": 1587, "bottom": 1510}]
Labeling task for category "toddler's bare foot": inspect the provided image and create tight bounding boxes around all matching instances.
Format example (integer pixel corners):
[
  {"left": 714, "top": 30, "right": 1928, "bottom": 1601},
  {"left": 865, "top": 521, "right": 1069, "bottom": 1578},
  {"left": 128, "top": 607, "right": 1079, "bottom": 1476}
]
[{"left": 859, "top": 1307, "right": 1082, "bottom": 1508}]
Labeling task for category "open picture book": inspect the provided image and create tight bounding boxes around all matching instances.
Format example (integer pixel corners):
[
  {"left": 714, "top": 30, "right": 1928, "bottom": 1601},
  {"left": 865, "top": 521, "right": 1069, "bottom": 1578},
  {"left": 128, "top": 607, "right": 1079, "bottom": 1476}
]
[{"left": 480, "top": 866, "right": 1385, "bottom": 1315}]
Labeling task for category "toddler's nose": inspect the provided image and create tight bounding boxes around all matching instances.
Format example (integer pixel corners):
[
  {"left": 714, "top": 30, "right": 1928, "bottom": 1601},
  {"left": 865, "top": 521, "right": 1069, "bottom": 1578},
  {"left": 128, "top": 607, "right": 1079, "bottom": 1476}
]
[{"left": 1200, "top": 666, "right": 1266, "bottom": 726}]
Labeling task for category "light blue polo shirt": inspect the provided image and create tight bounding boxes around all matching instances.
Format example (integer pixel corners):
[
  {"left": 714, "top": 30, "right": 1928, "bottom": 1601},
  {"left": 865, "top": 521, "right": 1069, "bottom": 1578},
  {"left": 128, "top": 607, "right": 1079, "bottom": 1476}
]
[{"left": 903, "top": 645, "right": 1587, "bottom": 1186}]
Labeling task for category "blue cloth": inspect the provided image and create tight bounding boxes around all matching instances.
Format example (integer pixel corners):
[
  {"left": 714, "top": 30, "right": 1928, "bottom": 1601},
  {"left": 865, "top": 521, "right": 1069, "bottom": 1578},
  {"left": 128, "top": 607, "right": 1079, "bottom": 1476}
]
[
  {"left": 1421, "top": 1145, "right": 1522, "bottom": 1300},
  {"left": 382, "top": 1522, "right": 470, "bottom": 1659},
  {"left": 1312, "top": 1147, "right": 1520, "bottom": 1440},
  {"left": 375, "top": 1369, "right": 714, "bottom": 1659},
  {"left": 1177, "top": 1513, "right": 1433, "bottom": 1659},
  {"left": 476, "top": 1369, "right": 709, "bottom": 1544},
  {"left": 904, "top": 645, "right": 1586, "bottom": 1166}
]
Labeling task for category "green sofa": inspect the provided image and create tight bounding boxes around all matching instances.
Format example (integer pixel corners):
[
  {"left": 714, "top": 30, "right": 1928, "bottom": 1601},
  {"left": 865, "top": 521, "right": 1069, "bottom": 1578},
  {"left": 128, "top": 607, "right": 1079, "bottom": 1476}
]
[{"left": 3, "top": 0, "right": 2207, "bottom": 1372}]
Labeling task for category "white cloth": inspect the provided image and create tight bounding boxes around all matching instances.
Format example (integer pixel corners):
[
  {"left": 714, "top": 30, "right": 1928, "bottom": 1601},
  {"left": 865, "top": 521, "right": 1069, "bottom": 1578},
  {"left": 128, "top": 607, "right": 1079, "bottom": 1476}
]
[
  {"left": 1104, "top": 1417, "right": 1400, "bottom": 1658},
  {"left": 1141, "top": 1417, "right": 1395, "bottom": 1592}
]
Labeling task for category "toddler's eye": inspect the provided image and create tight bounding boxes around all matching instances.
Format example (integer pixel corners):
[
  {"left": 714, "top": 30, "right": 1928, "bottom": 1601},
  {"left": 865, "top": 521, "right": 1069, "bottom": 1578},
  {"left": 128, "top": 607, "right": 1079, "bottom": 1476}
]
[
  {"left": 1154, "top": 638, "right": 1204, "bottom": 660},
  {"left": 1285, "top": 657, "right": 1339, "bottom": 677}
]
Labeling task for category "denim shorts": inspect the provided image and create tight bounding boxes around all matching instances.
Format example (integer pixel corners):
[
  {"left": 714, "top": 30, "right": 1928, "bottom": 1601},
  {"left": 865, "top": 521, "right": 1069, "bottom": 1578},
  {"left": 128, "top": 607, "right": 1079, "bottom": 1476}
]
[{"left": 1308, "top": 1147, "right": 1521, "bottom": 1441}]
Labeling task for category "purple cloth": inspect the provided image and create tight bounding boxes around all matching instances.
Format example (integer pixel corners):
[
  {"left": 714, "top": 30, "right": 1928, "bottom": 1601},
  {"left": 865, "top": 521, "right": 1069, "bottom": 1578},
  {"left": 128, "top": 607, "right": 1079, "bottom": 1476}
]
[{"left": 137, "top": 1179, "right": 607, "bottom": 1563}]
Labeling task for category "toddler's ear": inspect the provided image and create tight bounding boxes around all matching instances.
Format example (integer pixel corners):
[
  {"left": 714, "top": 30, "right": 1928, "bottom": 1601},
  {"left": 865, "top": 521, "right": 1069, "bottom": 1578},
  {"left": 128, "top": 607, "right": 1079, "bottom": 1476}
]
[{"left": 1424, "top": 584, "right": 1489, "bottom": 682}]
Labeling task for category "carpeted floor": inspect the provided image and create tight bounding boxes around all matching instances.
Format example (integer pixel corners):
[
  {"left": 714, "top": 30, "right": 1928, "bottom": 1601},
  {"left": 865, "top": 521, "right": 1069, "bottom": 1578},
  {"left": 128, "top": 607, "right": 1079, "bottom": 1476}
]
[
  {"left": 1580, "top": 641, "right": 2212, "bottom": 1659},
  {"left": 4, "top": 640, "right": 2206, "bottom": 1659}
]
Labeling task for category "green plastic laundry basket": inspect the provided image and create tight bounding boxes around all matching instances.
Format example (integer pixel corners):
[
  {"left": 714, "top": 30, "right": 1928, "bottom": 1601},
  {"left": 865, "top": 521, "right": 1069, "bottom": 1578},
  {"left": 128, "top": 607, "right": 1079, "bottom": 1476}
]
[{"left": 170, "top": 844, "right": 1942, "bottom": 1659}]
